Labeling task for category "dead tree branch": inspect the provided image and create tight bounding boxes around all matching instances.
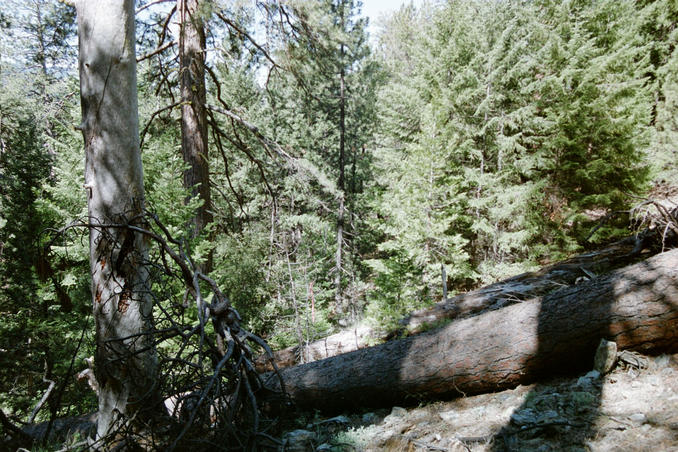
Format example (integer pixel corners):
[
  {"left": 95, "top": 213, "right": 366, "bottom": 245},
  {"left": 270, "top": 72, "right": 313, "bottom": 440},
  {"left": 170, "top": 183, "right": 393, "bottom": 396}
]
[{"left": 36, "top": 211, "right": 282, "bottom": 449}]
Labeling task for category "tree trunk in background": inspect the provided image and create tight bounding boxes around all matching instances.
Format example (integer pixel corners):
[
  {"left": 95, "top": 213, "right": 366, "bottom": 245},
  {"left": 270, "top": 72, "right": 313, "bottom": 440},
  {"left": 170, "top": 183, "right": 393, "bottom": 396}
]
[
  {"left": 255, "top": 235, "right": 662, "bottom": 372},
  {"left": 266, "top": 249, "right": 678, "bottom": 411},
  {"left": 76, "top": 0, "right": 157, "bottom": 439},
  {"left": 333, "top": 0, "right": 348, "bottom": 319},
  {"left": 334, "top": 57, "right": 346, "bottom": 319},
  {"left": 179, "top": 0, "right": 212, "bottom": 268}
]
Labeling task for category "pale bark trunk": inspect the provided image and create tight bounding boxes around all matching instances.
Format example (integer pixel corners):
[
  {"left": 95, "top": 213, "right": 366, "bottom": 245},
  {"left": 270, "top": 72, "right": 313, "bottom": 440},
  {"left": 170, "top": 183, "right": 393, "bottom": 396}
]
[
  {"left": 76, "top": 0, "right": 157, "bottom": 439},
  {"left": 179, "top": 0, "right": 212, "bottom": 255},
  {"left": 266, "top": 249, "right": 678, "bottom": 411}
]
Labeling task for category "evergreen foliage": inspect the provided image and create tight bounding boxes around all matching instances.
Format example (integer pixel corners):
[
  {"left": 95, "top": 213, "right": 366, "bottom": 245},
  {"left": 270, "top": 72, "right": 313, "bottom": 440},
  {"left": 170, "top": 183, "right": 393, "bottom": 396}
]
[
  {"left": 0, "top": 47, "right": 93, "bottom": 421},
  {"left": 0, "top": 0, "right": 676, "bottom": 434},
  {"left": 370, "top": 0, "right": 659, "bottom": 310}
]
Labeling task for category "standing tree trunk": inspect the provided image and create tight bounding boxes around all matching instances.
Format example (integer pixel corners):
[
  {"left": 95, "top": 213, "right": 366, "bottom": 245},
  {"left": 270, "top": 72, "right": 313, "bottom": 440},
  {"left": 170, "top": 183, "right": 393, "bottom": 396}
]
[
  {"left": 334, "top": 22, "right": 346, "bottom": 319},
  {"left": 76, "top": 0, "right": 157, "bottom": 440},
  {"left": 179, "top": 0, "right": 212, "bottom": 270}
]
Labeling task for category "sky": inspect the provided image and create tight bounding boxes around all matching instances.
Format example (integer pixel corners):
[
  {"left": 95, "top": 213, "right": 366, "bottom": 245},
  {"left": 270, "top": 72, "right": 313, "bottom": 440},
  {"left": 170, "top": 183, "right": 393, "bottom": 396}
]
[{"left": 359, "top": 0, "right": 428, "bottom": 39}]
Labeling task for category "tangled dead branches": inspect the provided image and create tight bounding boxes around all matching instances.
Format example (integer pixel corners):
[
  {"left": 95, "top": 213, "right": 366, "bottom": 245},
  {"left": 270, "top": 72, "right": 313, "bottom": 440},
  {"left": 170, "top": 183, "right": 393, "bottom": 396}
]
[
  {"left": 584, "top": 191, "right": 678, "bottom": 252},
  {"left": 629, "top": 197, "right": 678, "bottom": 252},
  {"left": 35, "top": 210, "right": 287, "bottom": 451}
]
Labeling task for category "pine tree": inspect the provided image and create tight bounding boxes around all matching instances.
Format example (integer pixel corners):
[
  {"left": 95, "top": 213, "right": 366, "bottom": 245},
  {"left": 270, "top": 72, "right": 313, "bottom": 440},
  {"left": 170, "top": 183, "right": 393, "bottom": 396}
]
[
  {"left": 265, "top": 0, "right": 376, "bottom": 323},
  {"left": 530, "top": 0, "right": 653, "bottom": 244}
]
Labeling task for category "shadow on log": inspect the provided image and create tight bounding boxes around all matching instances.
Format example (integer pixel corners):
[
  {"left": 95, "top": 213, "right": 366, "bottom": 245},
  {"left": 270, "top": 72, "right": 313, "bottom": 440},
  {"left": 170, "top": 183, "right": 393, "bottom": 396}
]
[
  {"left": 264, "top": 249, "right": 678, "bottom": 412},
  {"left": 256, "top": 234, "right": 669, "bottom": 372}
]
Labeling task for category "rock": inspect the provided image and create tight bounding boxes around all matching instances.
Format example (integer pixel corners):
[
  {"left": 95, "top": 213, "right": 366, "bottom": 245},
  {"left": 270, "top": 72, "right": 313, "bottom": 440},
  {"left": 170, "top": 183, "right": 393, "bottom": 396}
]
[
  {"left": 377, "top": 428, "right": 399, "bottom": 445},
  {"left": 510, "top": 408, "right": 567, "bottom": 427},
  {"left": 536, "top": 410, "right": 562, "bottom": 424},
  {"left": 501, "top": 406, "right": 516, "bottom": 421},
  {"left": 576, "top": 370, "right": 601, "bottom": 387},
  {"left": 439, "top": 410, "right": 459, "bottom": 423},
  {"left": 315, "top": 415, "right": 350, "bottom": 426},
  {"left": 410, "top": 409, "right": 430, "bottom": 421},
  {"left": 654, "top": 354, "right": 670, "bottom": 368},
  {"left": 594, "top": 339, "right": 618, "bottom": 374},
  {"left": 571, "top": 391, "right": 596, "bottom": 407},
  {"left": 384, "top": 406, "right": 407, "bottom": 423},
  {"left": 585, "top": 370, "right": 601, "bottom": 380},
  {"left": 629, "top": 413, "right": 646, "bottom": 423},
  {"left": 390, "top": 406, "right": 407, "bottom": 417},
  {"left": 660, "top": 367, "right": 674, "bottom": 376},
  {"left": 283, "top": 429, "right": 316, "bottom": 452},
  {"left": 511, "top": 408, "right": 538, "bottom": 426}
]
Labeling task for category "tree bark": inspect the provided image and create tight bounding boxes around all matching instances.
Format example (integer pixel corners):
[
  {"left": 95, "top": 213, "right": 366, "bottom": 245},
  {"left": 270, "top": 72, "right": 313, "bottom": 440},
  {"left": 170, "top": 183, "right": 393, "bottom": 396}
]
[
  {"left": 179, "top": 0, "right": 211, "bottom": 228},
  {"left": 265, "top": 248, "right": 678, "bottom": 411},
  {"left": 400, "top": 235, "right": 659, "bottom": 335},
  {"left": 179, "top": 0, "right": 212, "bottom": 260},
  {"left": 256, "top": 235, "right": 661, "bottom": 372},
  {"left": 76, "top": 0, "right": 157, "bottom": 439}
]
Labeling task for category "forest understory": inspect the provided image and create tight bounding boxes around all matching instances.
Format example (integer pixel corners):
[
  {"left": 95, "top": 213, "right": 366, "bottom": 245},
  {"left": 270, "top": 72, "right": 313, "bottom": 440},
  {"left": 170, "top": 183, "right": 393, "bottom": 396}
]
[
  {"left": 9, "top": 351, "right": 678, "bottom": 451},
  {"left": 5, "top": 220, "right": 677, "bottom": 450},
  {"left": 2, "top": 0, "right": 678, "bottom": 450}
]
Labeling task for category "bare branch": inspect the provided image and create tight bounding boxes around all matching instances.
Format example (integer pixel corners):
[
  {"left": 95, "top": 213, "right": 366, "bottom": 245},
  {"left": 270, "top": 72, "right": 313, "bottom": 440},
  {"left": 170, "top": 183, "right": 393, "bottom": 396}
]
[
  {"left": 40, "top": 210, "right": 284, "bottom": 447},
  {"left": 28, "top": 376, "right": 55, "bottom": 424},
  {"left": 140, "top": 101, "right": 181, "bottom": 149},
  {"left": 206, "top": 103, "right": 292, "bottom": 160},
  {"left": 136, "top": 0, "right": 174, "bottom": 15},
  {"left": 137, "top": 39, "right": 176, "bottom": 63},
  {"left": 215, "top": 11, "right": 280, "bottom": 70},
  {"left": 0, "top": 408, "right": 32, "bottom": 443}
]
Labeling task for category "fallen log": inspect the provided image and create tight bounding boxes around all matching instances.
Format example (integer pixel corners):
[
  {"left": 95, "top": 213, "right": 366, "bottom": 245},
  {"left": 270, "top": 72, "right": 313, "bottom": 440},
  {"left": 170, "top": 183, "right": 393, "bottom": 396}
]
[
  {"left": 400, "top": 235, "right": 660, "bottom": 334},
  {"left": 266, "top": 248, "right": 678, "bottom": 411},
  {"left": 256, "top": 234, "right": 665, "bottom": 372},
  {"left": 255, "top": 324, "right": 375, "bottom": 373}
]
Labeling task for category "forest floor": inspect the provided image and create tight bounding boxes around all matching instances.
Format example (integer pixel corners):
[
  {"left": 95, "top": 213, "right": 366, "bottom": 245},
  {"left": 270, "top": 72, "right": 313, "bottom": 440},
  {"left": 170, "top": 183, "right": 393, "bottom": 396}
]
[{"left": 278, "top": 352, "right": 678, "bottom": 451}]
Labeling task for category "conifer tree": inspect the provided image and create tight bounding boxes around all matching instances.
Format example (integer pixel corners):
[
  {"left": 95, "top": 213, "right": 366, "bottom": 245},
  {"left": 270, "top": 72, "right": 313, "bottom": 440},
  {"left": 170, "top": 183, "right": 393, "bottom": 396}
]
[
  {"left": 530, "top": 0, "right": 653, "bottom": 243},
  {"left": 267, "top": 0, "right": 375, "bottom": 322},
  {"left": 178, "top": 0, "right": 212, "bottom": 259}
]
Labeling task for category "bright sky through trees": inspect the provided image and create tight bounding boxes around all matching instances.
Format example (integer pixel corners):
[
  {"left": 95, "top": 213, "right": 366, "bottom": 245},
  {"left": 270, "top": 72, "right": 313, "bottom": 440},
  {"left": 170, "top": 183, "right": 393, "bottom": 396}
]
[{"left": 360, "top": 0, "right": 430, "bottom": 39}]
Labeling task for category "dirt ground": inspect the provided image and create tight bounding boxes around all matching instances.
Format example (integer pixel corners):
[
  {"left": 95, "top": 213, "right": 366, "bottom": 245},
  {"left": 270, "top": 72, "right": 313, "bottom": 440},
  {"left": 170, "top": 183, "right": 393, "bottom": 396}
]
[{"left": 281, "top": 352, "right": 678, "bottom": 451}]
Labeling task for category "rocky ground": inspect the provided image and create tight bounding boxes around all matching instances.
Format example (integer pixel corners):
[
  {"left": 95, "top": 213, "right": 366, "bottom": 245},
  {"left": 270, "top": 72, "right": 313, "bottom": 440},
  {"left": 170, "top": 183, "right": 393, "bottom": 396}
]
[
  {"left": 7, "top": 351, "right": 676, "bottom": 451},
  {"left": 278, "top": 352, "right": 678, "bottom": 451}
]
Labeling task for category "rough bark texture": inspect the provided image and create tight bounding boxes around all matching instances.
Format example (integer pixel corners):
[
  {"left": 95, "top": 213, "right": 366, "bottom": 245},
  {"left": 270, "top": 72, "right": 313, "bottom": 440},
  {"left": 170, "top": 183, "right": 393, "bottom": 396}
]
[
  {"left": 179, "top": 0, "right": 212, "bottom": 244},
  {"left": 76, "top": 0, "right": 157, "bottom": 438},
  {"left": 265, "top": 249, "right": 678, "bottom": 411},
  {"left": 256, "top": 235, "right": 659, "bottom": 372},
  {"left": 400, "top": 235, "right": 656, "bottom": 334}
]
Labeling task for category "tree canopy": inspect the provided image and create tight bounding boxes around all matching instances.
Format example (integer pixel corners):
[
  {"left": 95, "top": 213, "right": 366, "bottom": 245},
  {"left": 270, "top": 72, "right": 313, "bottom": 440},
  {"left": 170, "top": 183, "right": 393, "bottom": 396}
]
[{"left": 0, "top": 0, "right": 676, "bottom": 449}]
